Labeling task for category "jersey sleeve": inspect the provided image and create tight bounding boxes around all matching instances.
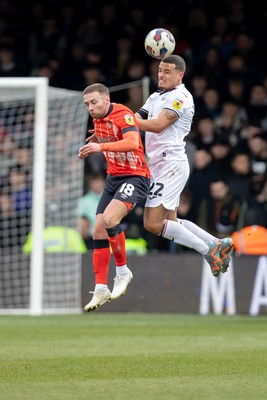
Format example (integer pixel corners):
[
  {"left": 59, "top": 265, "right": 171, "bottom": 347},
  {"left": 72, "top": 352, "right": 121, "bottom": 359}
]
[
  {"left": 163, "top": 91, "right": 189, "bottom": 118},
  {"left": 116, "top": 108, "right": 140, "bottom": 135}
]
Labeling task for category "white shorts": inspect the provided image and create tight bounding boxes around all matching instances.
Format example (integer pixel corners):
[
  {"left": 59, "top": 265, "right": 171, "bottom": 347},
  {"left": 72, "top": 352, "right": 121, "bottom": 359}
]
[{"left": 145, "top": 159, "right": 190, "bottom": 210}]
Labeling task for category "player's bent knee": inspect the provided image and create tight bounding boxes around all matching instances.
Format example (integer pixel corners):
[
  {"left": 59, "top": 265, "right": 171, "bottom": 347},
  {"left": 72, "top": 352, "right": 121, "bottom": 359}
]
[
  {"left": 144, "top": 219, "right": 161, "bottom": 236},
  {"left": 93, "top": 226, "right": 108, "bottom": 239}
]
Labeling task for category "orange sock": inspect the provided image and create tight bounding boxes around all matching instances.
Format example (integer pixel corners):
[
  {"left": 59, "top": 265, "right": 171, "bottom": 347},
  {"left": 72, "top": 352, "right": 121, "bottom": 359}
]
[
  {"left": 93, "top": 240, "right": 110, "bottom": 284},
  {"left": 108, "top": 231, "right": 127, "bottom": 266}
]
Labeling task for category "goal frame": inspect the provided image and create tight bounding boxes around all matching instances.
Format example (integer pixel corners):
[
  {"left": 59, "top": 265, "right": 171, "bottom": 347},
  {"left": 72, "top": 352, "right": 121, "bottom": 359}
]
[{"left": 0, "top": 77, "right": 48, "bottom": 316}]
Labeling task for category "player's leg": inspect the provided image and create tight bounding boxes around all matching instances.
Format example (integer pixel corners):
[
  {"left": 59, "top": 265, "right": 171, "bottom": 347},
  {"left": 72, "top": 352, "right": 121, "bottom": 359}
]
[
  {"left": 178, "top": 219, "right": 234, "bottom": 273},
  {"left": 105, "top": 175, "right": 150, "bottom": 299},
  {"left": 144, "top": 160, "right": 221, "bottom": 276},
  {"left": 84, "top": 213, "right": 111, "bottom": 312},
  {"left": 103, "top": 198, "right": 133, "bottom": 300},
  {"left": 144, "top": 205, "right": 210, "bottom": 254}
]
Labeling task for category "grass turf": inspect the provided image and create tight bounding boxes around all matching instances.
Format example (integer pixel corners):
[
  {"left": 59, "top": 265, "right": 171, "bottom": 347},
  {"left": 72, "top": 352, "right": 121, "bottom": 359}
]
[{"left": 0, "top": 313, "right": 267, "bottom": 400}]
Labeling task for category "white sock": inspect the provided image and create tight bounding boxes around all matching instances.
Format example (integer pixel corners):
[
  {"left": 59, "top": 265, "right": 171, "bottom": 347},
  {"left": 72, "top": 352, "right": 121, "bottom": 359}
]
[
  {"left": 179, "top": 219, "right": 217, "bottom": 242},
  {"left": 162, "top": 220, "right": 209, "bottom": 255},
  {"left": 116, "top": 265, "right": 128, "bottom": 275},
  {"left": 95, "top": 284, "right": 108, "bottom": 291}
]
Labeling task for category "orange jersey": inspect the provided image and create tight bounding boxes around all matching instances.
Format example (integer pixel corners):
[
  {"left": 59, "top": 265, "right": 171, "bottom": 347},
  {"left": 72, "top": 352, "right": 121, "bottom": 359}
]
[{"left": 93, "top": 103, "right": 150, "bottom": 178}]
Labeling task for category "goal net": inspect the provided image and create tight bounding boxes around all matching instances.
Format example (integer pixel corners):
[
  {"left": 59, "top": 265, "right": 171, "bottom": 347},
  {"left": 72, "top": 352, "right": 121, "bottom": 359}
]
[{"left": 0, "top": 78, "right": 88, "bottom": 315}]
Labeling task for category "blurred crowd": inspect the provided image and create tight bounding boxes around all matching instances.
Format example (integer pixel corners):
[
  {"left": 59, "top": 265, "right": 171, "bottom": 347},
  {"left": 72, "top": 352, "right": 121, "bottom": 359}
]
[{"left": 1, "top": 0, "right": 267, "bottom": 252}]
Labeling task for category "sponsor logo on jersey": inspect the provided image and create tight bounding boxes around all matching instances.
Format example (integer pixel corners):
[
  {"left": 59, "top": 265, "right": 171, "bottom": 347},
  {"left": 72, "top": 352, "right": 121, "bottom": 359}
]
[
  {"left": 124, "top": 114, "right": 135, "bottom": 125},
  {"left": 172, "top": 99, "right": 183, "bottom": 110}
]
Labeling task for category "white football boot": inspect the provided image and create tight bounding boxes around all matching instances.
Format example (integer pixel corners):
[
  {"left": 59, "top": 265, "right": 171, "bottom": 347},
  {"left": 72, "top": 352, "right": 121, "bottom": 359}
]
[
  {"left": 110, "top": 268, "right": 133, "bottom": 300},
  {"left": 84, "top": 288, "right": 111, "bottom": 312}
]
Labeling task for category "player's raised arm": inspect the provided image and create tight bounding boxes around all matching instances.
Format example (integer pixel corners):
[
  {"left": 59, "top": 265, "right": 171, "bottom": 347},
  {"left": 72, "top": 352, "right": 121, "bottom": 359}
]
[
  {"left": 79, "top": 131, "right": 138, "bottom": 158},
  {"left": 136, "top": 109, "right": 178, "bottom": 133}
]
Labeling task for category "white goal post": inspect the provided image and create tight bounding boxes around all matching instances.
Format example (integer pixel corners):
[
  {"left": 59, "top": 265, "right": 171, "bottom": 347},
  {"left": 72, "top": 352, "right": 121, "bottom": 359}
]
[
  {"left": 0, "top": 77, "right": 150, "bottom": 316},
  {"left": 0, "top": 78, "right": 88, "bottom": 315}
]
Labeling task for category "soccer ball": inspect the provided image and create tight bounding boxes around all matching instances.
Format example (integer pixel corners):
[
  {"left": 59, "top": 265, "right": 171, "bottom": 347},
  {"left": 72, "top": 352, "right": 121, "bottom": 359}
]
[{"left": 144, "top": 28, "right": 176, "bottom": 60}]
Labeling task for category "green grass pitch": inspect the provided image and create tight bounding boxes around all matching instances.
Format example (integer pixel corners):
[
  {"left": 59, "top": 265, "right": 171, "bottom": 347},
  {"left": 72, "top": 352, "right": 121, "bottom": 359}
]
[{"left": 0, "top": 313, "right": 267, "bottom": 400}]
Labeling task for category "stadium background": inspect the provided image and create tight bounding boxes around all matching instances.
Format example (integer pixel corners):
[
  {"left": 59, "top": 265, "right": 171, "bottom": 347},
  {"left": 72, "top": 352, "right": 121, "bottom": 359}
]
[
  {"left": 0, "top": 0, "right": 267, "bottom": 315},
  {"left": 1, "top": 5, "right": 267, "bottom": 399}
]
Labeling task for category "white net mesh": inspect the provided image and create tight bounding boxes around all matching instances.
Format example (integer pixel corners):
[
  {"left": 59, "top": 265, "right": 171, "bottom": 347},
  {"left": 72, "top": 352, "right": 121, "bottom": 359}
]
[{"left": 0, "top": 84, "right": 88, "bottom": 313}]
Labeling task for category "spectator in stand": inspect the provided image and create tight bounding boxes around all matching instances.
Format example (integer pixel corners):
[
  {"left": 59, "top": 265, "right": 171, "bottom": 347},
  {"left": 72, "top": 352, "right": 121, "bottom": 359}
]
[
  {"left": 113, "top": 33, "right": 135, "bottom": 83},
  {"left": 208, "top": 15, "right": 235, "bottom": 58},
  {"left": 0, "top": 126, "right": 16, "bottom": 177},
  {"left": 201, "top": 88, "right": 221, "bottom": 119},
  {"left": 237, "top": 171, "right": 267, "bottom": 231},
  {"left": 57, "top": 2, "right": 77, "bottom": 52},
  {"left": 223, "top": 77, "right": 246, "bottom": 106},
  {"left": 186, "top": 6, "right": 209, "bottom": 54},
  {"left": 8, "top": 164, "right": 32, "bottom": 214},
  {"left": 246, "top": 83, "right": 267, "bottom": 129},
  {"left": 246, "top": 130, "right": 267, "bottom": 177},
  {"left": 214, "top": 98, "right": 248, "bottom": 146},
  {"left": 188, "top": 148, "right": 219, "bottom": 222},
  {"left": 121, "top": 58, "right": 147, "bottom": 84},
  {"left": 227, "top": 149, "right": 252, "bottom": 201},
  {"left": 192, "top": 115, "right": 217, "bottom": 151},
  {"left": 124, "top": 6, "right": 148, "bottom": 52},
  {"left": 76, "top": 172, "right": 106, "bottom": 249},
  {"left": 188, "top": 74, "right": 208, "bottom": 119},
  {"left": 0, "top": 187, "right": 30, "bottom": 249},
  {"left": 57, "top": 41, "right": 86, "bottom": 90},
  {"left": 14, "top": 145, "right": 33, "bottom": 182},
  {"left": 222, "top": 52, "right": 249, "bottom": 94},
  {"left": 240, "top": 121, "right": 262, "bottom": 141},
  {"left": 232, "top": 32, "right": 265, "bottom": 87},
  {"left": 31, "top": 61, "right": 59, "bottom": 87},
  {"left": 80, "top": 63, "right": 108, "bottom": 90},
  {"left": 226, "top": 0, "right": 248, "bottom": 34},
  {"left": 98, "top": 3, "right": 118, "bottom": 49},
  {"left": 252, "top": 175, "right": 267, "bottom": 227},
  {"left": 74, "top": 17, "right": 105, "bottom": 51},
  {"left": 124, "top": 85, "right": 144, "bottom": 113},
  {"left": 197, "top": 176, "right": 242, "bottom": 239},
  {"left": 0, "top": 43, "right": 29, "bottom": 77},
  {"left": 195, "top": 47, "right": 222, "bottom": 90},
  {"left": 77, "top": 215, "right": 94, "bottom": 250},
  {"left": 209, "top": 134, "right": 232, "bottom": 176},
  {"left": 28, "top": 11, "right": 64, "bottom": 65}
]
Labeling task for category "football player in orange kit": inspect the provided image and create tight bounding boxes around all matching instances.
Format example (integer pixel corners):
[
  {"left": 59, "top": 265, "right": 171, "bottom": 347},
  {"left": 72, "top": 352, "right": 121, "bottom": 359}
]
[{"left": 79, "top": 83, "right": 150, "bottom": 312}]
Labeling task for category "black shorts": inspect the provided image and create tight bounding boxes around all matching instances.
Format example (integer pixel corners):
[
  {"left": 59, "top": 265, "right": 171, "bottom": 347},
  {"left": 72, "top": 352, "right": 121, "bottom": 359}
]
[{"left": 97, "top": 174, "right": 150, "bottom": 214}]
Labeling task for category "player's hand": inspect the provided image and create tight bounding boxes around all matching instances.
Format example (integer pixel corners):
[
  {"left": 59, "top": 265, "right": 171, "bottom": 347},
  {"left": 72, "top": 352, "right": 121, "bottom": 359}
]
[
  {"left": 78, "top": 142, "right": 101, "bottom": 158},
  {"left": 85, "top": 130, "right": 97, "bottom": 143}
]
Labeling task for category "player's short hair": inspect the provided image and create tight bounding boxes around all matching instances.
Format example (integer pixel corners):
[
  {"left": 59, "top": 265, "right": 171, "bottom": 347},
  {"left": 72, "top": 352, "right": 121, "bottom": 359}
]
[
  {"left": 83, "top": 83, "right": 109, "bottom": 96},
  {"left": 161, "top": 55, "right": 186, "bottom": 72}
]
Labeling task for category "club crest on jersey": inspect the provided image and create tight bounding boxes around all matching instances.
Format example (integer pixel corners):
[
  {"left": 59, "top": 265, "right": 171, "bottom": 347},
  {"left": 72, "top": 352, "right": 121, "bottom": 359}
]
[
  {"left": 124, "top": 114, "right": 134, "bottom": 125},
  {"left": 172, "top": 99, "right": 183, "bottom": 110}
]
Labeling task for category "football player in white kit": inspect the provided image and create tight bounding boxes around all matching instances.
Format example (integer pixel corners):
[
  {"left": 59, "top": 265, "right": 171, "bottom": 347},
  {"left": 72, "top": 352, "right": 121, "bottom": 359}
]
[{"left": 135, "top": 55, "right": 234, "bottom": 277}]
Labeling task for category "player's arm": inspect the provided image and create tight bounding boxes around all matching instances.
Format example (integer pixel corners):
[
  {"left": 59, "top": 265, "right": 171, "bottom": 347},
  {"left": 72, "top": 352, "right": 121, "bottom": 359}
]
[
  {"left": 78, "top": 131, "right": 139, "bottom": 159},
  {"left": 135, "top": 109, "right": 178, "bottom": 133}
]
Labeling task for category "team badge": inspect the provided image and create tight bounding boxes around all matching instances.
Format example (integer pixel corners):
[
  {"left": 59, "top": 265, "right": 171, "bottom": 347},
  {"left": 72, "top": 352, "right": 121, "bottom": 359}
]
[
  {"left": 124, "top": 114, "right": 134, "bottom": 125},
  {"left": 172, "top": 99, "right": 183, "bottom": 110}
]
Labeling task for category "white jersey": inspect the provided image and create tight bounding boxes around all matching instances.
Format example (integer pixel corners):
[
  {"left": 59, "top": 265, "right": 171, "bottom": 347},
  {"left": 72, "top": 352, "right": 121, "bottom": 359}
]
[{"left": 140, "top": 84, "right": 194, "bottom": 166}]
